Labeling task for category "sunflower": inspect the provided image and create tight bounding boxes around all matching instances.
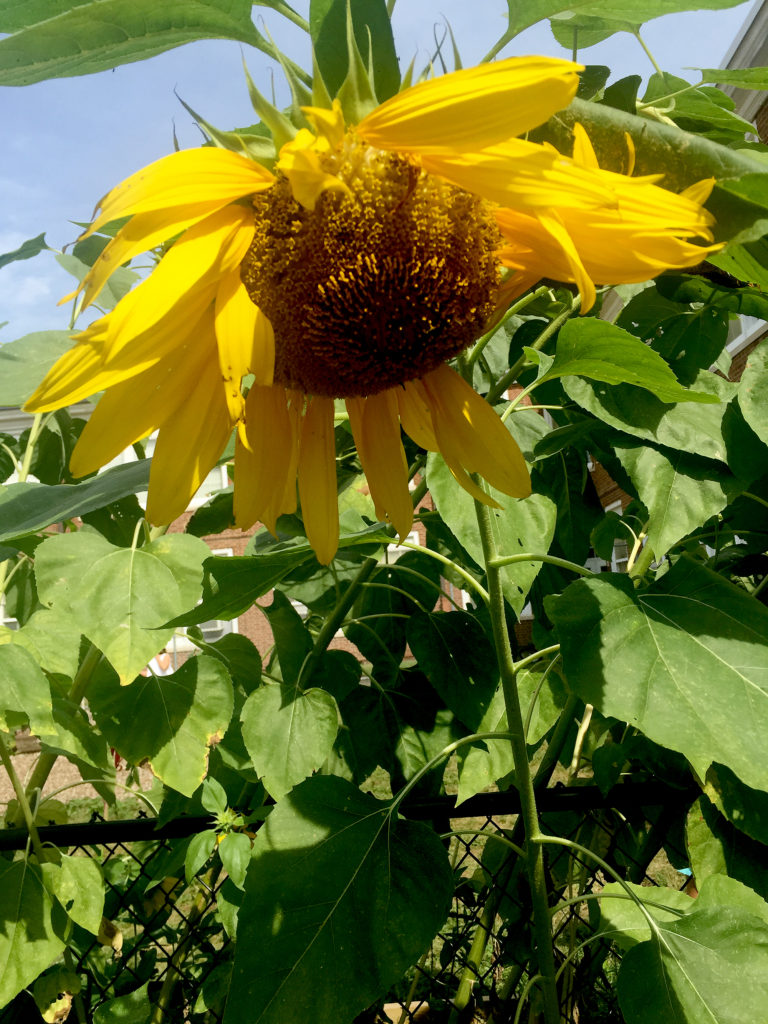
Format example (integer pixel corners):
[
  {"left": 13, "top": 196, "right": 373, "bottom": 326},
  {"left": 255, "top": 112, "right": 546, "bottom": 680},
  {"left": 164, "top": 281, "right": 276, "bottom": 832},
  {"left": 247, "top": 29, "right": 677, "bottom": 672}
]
[{"left": 25, "top": 56, "right": 716, "bottom": 564}]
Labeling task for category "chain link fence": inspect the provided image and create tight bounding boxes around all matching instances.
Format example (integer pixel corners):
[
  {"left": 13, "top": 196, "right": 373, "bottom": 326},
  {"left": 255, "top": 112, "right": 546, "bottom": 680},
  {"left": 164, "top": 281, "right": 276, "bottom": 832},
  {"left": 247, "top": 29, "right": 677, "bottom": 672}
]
[{"left": 0, "top": 785, "right": 696, "bottom": 1024}]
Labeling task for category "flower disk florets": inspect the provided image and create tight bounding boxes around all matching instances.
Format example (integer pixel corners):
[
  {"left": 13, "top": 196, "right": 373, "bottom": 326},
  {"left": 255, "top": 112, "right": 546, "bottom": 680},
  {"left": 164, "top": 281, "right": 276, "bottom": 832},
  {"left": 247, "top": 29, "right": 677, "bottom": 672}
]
[{"left": 240, "top": 132, "right": 501, "bottom": 398}]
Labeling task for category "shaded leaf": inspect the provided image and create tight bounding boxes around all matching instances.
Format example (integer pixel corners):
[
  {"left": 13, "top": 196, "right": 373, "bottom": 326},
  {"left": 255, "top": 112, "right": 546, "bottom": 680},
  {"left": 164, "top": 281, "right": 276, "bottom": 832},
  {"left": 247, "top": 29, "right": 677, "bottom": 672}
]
[
  {"left": 0, "top": 331, "right": 74, "bottom": 406},
  {"left": 0, "top": 461, "right": 151, "bottom": 544},
  {"left": 0, "top": 232, "right": 48, "bottom": 270},
  {"left": 89, "top": 656, "right": 234, "bottom": 796},
  {"left": 406, "top": 611, "right": 497, "bottom": 730},
  {"left": 739, "top": 339, "right": 768, "bottom": 446},
  {"left": 240, "top": 681, "right": 338, "bottom": 799},
  {"left": 310, "top": 0, "right": 398, "bottom": 100},
  {"left": 225, "top": 775, "right": 452, "bottom": 1024},
  {"left": 0, "top": 643, "right": 55, "bottom": 736},
  {"left": 687, "top": 795, "right": 768, "bottom": 900}
]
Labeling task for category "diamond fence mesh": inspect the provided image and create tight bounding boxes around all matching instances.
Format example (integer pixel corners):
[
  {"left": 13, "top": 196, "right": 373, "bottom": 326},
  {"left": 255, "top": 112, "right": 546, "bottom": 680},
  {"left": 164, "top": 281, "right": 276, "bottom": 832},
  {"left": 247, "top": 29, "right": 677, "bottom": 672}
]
[{"left": 0, "top": 785, "right": 695, "bottom": 1024}]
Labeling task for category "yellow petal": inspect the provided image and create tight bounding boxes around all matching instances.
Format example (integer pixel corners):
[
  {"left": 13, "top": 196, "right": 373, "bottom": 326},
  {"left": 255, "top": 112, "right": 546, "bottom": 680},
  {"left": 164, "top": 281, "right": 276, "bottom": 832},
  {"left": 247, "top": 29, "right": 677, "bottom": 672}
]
[
  {"left": 302, "top": 99, "right": 346, "bottom": 147},
  {"left": 422, "top": 364, "right": 531, "bottom": 499},
  {"left": 357, "top": 56, "right": 581, "bottom": 155},
  {"left": 84, "top": 147, "right": 273, "bottom": 239},
  {"left": 72, "top": 205, "right": 245, "bottom": 312},
  {"left": 215, "top": 271, "right": 275, "bottom": 420},
  {"left": 420, "top": 139, "right": 610, "bottom": 213},
  {"left": 69, "top": 309, "right": 218, "bottom": 477},
  {"left": 538, "top": 211, "right": 596, "bottom": 313},
  {"left": 571, "top": 122, "right": 600, "bottom": 170},
  {"left": 347, "top": 392, "right": 413, "bottom": 539},
  {"left": 276, "top": 129, "right": 350, "bottom": 211},
  {"left": 146, "top": 347, "right": 233, "bottom": 525},
  {"left": 298, "top": 396, "right": 339, "bottom": 565},
  {"left": 396, "top": 380, "right": 439, "bottom": 452},
  {"left": 234, "top": 385, "right": 299, "bottom": 533},
  {"left": 105, "top": 205, "right": 254, "bottom": 362}
]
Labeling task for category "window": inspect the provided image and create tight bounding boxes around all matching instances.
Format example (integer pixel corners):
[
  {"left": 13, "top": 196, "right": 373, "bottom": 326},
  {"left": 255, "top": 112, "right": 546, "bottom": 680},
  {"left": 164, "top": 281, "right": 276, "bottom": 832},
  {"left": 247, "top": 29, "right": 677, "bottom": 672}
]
[
  {"left": 385, "top": 529, "right": 420, "bottom": 563},
  {"left": 0, "top": 597, "right": 19, "bottom": 631}
]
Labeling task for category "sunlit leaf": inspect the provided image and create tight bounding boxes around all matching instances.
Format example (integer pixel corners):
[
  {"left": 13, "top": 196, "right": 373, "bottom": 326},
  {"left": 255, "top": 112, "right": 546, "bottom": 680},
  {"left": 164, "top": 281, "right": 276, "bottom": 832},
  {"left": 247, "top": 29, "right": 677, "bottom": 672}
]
[
  {"left": 0, "top": 860, "right": 65, "bottom": 1007},
  {"left": 551, "top": 558, "right": 768, "bottom": 793},
  {"left": 0, "top": 331, "right": 74, "bottom": 406},
  {"left": 0, "top": 0, "right": 269, "bottom": 86}
]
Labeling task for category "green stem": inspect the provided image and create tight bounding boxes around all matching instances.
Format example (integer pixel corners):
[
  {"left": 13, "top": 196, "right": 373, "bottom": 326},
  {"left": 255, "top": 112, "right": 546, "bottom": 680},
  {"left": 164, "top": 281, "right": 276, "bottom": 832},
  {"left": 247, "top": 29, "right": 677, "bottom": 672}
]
[
  {"left": 298, "top": 557, "right": 378, "bottom": 687},
  {"left": 628, "top": 541, "right": 655, "bottom": 581},
  {"left": 395, "top": 541, "right": 490, "bottom": 604},
  {"left": 633, "top": 30, "right": 664, "bottom": 78},
  {"left": 530, "top": 835, "right": 659, "bottom": 931},
  {"left": 474, "top": 494, "right": 561, "bottom": 1024},
  {"left": 515, "top": 644, "right": 561, "bottom": 675},
  {"left": 24, "top": 645, "right": 103, "bottom": 802},
  {"left": 389, "top": 732, "right": 514, "bottom": 814},
  {"left": 487, "top": 296, "right": 580, "bottom": 405},
  {"left": 743, "top": 491, "right": 768, "bottom": 511},
  {"left": 489, "top": 553, "right": 594, "bottom": 577},
  {"left": 264, "top": 0, "right": 309, "bottom": 32},
  {"left": 18, "top": 413, "right": 47, "bottom": 482},
  {"left": 466, "top": 287, "right": 551, "bottom": 369},
  {"left": 514, "top": 974, "right": 545, "bottom": 1024},
  {"left": 0, "top": 731, "right": 46, "bottom": 859}
]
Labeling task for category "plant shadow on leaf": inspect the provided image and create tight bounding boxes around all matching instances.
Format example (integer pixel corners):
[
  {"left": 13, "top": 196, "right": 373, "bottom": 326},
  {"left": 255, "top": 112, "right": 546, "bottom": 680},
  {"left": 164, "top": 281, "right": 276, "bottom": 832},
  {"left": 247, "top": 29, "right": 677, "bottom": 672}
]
[{"left": 550, "top": 556, "right": 768, "bottom": 795}]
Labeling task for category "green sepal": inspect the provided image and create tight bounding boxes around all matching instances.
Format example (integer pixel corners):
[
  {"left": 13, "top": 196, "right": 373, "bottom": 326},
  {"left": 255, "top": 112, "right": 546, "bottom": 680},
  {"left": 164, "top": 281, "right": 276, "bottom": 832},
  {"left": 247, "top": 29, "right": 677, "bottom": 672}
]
[
  {"left": 336, "top": 0, "right": 377, "bottom": 123},
  {"left": 262, "top": 36, "right": 313, "bottom": 127},
  {"left": 176, "top": 94, "right": 276, "bottom": 167},
  {"left": 242, "top": 60, "right": 298, "bottom": 152},
  {"left": 311, "top": 47, "right": 333, "bottom": 109}
]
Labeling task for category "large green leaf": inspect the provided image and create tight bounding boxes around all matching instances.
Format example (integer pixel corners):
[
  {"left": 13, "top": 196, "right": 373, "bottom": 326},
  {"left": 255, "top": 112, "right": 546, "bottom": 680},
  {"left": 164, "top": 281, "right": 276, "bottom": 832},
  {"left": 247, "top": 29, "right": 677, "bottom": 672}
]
[
  {"left": 406, "top": 611, "right": 497, "bottom": 731},
  {"left": 0, "top": 860, "right": 65, "bottom": 1007},
  {"left": 617, "top": 905, "right": 768, "bottom": 1024},
  {"left": 427, "top": 453, "right": 556, "bottom": 617},
  {"left": 564, "top": 371, "right": 736, "bottom": 463},
  {"left": 225, "top": 775, "right": 453, "bottom": 1024},
  {"left": 597, "top": 881, "right": 694, "bottom": 951},
  {"left": 613, "top": 438, "right": 741, "bottom": 557},
  {"left": 0, "top": 461, "right": 151, "bottom": 543},
  {"left": 0, "top": 643, "right": 55, "bottom": 736},
  {"left": 545, "top": 320, "right": 717, "bottom": 404},
  {"left": 35, "top": 530, "right": 209, "bottom": 684},
  {"left": 310, "top": 0, "right": 398, "bottom": 100},
  {"left": 0, "top": 331, "right": 74, "bottom": 405},
  {"left": 10, "top": 605, "right": 82, "bottom": 678},
  {"left": 550, "top": 558, "right": 768, "bottom": 793},
  {"left": 739, "top": 340, "right": 768, "bottom": 446},
  {"left": 172, "top": 526, "right": 390, "bottom": 626},
  {"left": 703, "top": 763, "right": 768, "bottom": 846},
  {"left": 260, "top": 590, "right": 312, "bottom": 685},
  {"left": 0, "top": 0, "right": 269, "bottom": 86},
  {"left": 88, "top": 656, "right": 233, "bottom": 796},
  {"left": 41, "top": 853, "right": 104, "bottom": 934},
  {"left": 240, "top": 681, "right": 339, "bottom": 799}
]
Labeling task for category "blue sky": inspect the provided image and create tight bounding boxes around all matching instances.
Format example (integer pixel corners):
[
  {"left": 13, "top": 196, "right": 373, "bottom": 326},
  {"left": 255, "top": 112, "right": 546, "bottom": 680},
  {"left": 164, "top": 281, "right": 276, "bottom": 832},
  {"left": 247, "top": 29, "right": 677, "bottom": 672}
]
[{"left": 0, "top": 0, "right": 757, "bottom": 341}]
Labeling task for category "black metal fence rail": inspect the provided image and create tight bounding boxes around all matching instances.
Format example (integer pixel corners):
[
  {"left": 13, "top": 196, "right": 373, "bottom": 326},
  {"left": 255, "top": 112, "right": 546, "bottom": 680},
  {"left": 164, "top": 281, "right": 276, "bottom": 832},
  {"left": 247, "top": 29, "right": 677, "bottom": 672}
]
[{"left": 0, "top": 781, "right": 699, "bottom": 850}]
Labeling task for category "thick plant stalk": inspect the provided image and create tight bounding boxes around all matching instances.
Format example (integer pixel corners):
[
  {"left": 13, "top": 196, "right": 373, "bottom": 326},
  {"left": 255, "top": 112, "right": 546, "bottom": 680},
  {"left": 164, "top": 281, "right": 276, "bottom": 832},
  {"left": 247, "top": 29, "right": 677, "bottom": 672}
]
[{"left": 474, "top": 496, "right": 561, "bottom": 1024}]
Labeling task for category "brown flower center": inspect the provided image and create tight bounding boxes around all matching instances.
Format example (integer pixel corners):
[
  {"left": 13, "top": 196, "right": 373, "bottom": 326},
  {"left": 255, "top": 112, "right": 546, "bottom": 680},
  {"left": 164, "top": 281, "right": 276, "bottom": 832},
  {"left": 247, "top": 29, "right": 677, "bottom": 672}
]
[{"left": 240, "top": 133, "right": 501, "bottom": 398}]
